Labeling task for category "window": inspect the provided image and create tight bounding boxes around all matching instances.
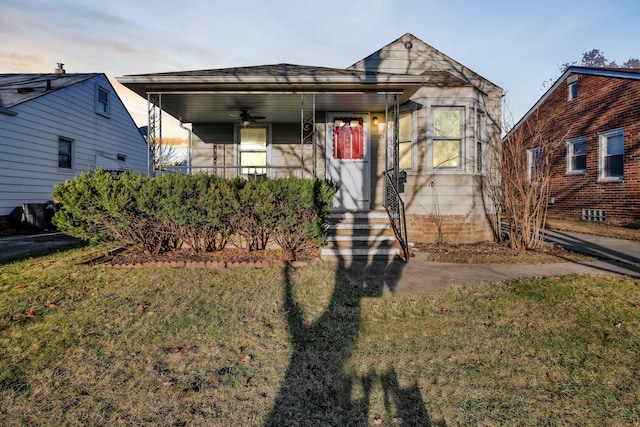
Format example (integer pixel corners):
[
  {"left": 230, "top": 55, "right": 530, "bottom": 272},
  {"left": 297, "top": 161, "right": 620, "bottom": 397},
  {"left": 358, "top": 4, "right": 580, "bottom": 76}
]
[
  {"left": 433, "top": 107, "right": 463, "bottom": 169},
  {"left": 95, "top": 84, "right": 110, "bottom": 116},
  {"left": 476, "top": 110, "right": 487, "bottom": 173},
  {"left": 567, "top": 136, "right": 586, "bottom": 173},
  {"left": 600, "top": 128, "right": 624, "bottom": 179},
  {"left": 333, "top": 118, "right": 364, "bottom": 160},
  {"left": 568, "top": 81, "right": 578, "bottom": 100},
  {"left": 58, "top": 137, "right": 72, "bottom": 169},
  {"left": 527, "top": 146, "right": 542, "bottom": 182},
  {"left": 239, "top": 126, "right": 268, "bottom": 176},
  {"left": 567, "top": 75, "right": 578, "bottom": 100},
  {"left": 398, "top": 110, "right": 414, "bottom": 171}
]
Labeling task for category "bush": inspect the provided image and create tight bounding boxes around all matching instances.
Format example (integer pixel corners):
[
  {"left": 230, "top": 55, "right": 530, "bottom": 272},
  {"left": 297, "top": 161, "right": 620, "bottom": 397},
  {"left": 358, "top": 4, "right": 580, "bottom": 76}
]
[{"left": 52, "top": 171, "right": 337, "bottom": 258}]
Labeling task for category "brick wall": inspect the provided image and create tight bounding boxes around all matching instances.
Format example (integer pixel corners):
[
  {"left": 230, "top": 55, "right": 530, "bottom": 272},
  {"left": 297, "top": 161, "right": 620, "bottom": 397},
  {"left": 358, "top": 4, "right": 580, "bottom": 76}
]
[
  {"left": 519, "top": 72, "right": 640, "bottom": 227},
  {"left": 406, "top": 213, "right": 495, "bottom": 244}
]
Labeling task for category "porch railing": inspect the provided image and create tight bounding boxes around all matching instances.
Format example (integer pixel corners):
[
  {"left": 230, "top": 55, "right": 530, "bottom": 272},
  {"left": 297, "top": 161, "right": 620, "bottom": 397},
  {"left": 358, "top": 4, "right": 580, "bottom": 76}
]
[
  {"left": 158, "top": 165, "right": 307, "bottom": 179},
  {"left": 383, "top": 169, "right": 409, "bottom": 262}
]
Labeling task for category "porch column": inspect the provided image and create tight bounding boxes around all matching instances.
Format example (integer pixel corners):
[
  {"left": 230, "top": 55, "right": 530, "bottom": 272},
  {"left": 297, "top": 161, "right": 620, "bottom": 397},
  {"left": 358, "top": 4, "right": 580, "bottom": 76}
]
[
  {"left": 147, "top": 93, "right": 162, "bottom": 176},
  {"left": 300, "top": 93, "right": 316, "bottom": 178},
  {"left": 385, "top": 93, "right": 400, "bottom": 188}
]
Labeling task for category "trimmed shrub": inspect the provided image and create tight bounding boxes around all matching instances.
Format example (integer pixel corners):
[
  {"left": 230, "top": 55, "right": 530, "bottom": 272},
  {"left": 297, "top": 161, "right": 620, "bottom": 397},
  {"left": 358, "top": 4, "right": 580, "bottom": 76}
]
[{"left": 52, "top": 171, "right": 337, "bottom": 258}]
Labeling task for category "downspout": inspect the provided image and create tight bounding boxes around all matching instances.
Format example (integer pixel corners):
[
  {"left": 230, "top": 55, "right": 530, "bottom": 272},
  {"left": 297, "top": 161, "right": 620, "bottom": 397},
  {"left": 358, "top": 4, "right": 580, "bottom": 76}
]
[{"left": 180, "top": 122, "right": 192, "bottom": 174}]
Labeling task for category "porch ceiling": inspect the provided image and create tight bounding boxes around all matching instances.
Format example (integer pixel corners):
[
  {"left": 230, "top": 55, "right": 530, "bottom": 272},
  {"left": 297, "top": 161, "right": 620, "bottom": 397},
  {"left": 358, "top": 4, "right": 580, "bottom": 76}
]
[
  {"left": 118, "top": 64, "right": 428, "bottom": 125},
  {"left": 153, "top": 91, "right": 404, "bottom": 124}
]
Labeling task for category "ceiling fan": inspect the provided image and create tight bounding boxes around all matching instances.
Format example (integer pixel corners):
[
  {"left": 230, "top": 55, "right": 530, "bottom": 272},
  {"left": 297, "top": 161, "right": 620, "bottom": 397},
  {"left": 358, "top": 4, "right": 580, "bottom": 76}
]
[{"left": 238, "top": 109, "right": 265, "bottom": 127}]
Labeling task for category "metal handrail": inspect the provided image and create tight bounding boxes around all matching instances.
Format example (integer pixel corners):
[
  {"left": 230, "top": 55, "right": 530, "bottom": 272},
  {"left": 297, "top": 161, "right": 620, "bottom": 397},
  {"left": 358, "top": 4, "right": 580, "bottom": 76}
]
[{"left": 383, "top": 169, "right": 409, "bottom": 262}]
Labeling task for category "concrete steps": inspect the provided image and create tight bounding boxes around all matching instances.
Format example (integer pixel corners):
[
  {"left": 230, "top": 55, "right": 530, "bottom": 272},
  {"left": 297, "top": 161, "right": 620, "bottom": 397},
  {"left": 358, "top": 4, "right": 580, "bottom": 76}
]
[{"left": 321, "top": 211, "right": 402, "bottom": 261}]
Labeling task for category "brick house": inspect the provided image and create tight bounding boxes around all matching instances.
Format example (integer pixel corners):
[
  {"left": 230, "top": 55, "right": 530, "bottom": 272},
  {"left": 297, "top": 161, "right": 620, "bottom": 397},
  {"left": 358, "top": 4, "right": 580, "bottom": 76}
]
[{"left": 508, "top": 66, "right": 640, "bottom": 227}]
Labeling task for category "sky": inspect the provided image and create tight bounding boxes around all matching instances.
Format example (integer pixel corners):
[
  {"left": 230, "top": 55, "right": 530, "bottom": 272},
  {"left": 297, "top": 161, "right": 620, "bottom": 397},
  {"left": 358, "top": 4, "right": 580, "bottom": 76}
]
[{"left": 2, "top": 0, "right": 639, "bottom": 140}]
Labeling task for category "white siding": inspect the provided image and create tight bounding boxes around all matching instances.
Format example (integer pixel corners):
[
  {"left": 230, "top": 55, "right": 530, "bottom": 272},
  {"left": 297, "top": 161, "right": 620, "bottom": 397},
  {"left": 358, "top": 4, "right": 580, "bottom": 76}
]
[{"left": 0, "top": 74, "right": 147, "bottom": 216}]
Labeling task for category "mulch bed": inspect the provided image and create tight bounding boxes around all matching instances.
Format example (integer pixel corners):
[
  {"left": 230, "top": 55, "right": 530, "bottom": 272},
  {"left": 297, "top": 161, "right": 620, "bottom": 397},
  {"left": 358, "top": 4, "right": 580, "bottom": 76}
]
[{"left": 105, "top": 248, "right": 321, "bottom": 269}]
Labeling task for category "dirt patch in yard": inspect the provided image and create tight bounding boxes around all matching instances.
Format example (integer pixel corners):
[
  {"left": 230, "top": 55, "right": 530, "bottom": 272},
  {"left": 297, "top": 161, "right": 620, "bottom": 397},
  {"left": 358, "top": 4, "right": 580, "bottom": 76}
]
[{"left": 414, "top": 241, "right": 594, "bottom": 264}]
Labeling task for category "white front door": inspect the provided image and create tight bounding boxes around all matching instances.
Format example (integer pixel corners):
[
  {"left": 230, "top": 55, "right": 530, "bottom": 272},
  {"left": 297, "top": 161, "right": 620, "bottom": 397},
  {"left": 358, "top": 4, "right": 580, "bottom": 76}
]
[{"left": 326, "top": 113, "right": 370, "bottom": 210}]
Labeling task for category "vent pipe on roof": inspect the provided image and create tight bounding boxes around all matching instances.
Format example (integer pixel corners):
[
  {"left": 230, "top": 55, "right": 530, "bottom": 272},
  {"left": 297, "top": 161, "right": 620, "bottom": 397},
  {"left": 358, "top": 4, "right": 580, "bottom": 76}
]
[
  {"left": 55, "top": 63, "right": 65, "bottom": 74},
  {"left": 46, "top": 80, "right": 52, "bottom": 90}
]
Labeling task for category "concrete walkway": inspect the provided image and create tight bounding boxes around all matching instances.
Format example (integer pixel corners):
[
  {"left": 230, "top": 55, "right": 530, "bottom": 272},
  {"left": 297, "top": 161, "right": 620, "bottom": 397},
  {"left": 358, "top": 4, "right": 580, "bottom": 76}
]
[
  {"left": 335, "top": 230, "right": 640, "bottom": 294},
  {"left": 2, "top": 229, "right": 640, "bottom": 295}
]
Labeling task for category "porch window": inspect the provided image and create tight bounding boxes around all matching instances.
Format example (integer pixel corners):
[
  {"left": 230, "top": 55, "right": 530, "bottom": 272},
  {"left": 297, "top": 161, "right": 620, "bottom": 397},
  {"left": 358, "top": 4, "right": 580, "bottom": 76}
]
[
  {"left": 398, "top": 110, "right": 414, "bottom": 170},
  {"left": 599, "top": 128, "right": 624, "bottom": 180},
  {"left": 433, "top": 108, "right": 462, "bottom": 168},
  {"left": 239, "top": 127, "right": 268, "bottom": 176},
  {"left": 567, "top": 136, "right": 586, "bottom": 174},
  {"left": 333, "top": 118, "right": 364, "bottom": 160}
]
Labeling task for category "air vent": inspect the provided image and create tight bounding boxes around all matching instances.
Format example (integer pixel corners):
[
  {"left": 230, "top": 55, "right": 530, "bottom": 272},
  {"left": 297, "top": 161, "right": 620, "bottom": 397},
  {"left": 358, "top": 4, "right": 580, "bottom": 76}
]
[
  {"left": 582, "top": 209, "right": 606, "bottom": 222},
  {"left": 17, "top": 87, "right": 35, "bottom": 94}
]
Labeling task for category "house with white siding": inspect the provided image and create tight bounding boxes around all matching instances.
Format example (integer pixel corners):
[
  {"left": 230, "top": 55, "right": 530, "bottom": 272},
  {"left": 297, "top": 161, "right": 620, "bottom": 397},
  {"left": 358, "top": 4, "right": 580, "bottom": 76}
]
[
  {"left": 0, "top": 66, "right": 148, "bottom": 229},
  {"left": 119, "top": 33, "right": 503, "bottom": 258}
]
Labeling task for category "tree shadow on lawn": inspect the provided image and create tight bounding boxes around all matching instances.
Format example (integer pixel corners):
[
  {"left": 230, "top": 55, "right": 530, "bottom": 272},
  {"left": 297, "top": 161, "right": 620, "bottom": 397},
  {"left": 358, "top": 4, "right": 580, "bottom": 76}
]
[{"left": 265, "top": 253, "right": 437, "bottom": 426}]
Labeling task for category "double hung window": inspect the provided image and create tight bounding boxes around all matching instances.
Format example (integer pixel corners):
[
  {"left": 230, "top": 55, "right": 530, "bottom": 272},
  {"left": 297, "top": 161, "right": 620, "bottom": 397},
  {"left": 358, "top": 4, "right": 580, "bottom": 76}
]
[
  {"left": 600, "top": 129, "right": 624, "bottom": 180},
  {"left": 433, "top": 107, "right": 463, "bottom": 169},
  {"left": 58, "top": 137, "right": 72, "bottom": 169},
  {"left": 398, "top": 110, "right": 414, "bottom": 171},
  {"left": 239, "top": 127, "right": 268, "bottom": 176},
  {"left": 567, "top": 137, "right": 586, "bottom": 173}
]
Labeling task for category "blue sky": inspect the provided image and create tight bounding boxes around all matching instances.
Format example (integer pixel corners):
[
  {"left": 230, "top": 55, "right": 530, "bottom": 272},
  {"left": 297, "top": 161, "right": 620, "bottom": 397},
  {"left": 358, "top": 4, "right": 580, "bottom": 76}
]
[{"left": 2, "top": 0, "right": 638, "bottom": 138}]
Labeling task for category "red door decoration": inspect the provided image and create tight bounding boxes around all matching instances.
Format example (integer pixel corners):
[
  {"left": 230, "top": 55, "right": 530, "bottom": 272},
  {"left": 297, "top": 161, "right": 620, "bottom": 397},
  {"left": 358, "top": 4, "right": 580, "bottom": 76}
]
[{"left": 333, "top": 118, "right": 364, "bottom": 160}]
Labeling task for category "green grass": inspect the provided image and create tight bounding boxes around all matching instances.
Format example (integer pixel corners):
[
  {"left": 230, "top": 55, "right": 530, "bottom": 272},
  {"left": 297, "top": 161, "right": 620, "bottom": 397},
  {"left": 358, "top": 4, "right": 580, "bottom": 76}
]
[{"left": 1, "top": 245, "right": 640, "bottom": 426}]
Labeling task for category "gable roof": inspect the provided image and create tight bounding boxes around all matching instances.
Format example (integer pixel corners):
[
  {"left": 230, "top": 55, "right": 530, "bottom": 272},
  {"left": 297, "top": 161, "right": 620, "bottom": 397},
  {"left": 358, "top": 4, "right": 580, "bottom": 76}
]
[
  {"left": 510, "top": 66, "right": 640, "bottom": 132},
  {"left": 348, "top": 32, "right": 502, "bottom": 96},
  {"left": 0, "top": 73, "right": 99, "bottom": 114},
  {"left": 117, "top": 33, "right": 502, "bottom": 124}
]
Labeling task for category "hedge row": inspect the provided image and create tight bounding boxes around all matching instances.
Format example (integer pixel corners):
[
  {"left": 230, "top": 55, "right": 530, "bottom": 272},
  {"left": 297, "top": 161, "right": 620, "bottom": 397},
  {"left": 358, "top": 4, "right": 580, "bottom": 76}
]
[{"left": 52, "top": 171, "right": 338, "bottom": 259}]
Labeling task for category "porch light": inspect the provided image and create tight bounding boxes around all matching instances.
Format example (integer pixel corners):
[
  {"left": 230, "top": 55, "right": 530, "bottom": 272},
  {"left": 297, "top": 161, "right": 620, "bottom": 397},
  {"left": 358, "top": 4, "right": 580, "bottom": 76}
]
[{"left": 372, "top": 116, "right": 378, "bottom": 125}]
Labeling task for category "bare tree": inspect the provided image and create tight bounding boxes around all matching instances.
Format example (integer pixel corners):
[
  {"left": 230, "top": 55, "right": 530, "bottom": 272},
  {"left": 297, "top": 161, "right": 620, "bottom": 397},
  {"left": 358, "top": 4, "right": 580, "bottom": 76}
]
[{"left": 493, "top": 110, "right": 570, "bottom": 250}]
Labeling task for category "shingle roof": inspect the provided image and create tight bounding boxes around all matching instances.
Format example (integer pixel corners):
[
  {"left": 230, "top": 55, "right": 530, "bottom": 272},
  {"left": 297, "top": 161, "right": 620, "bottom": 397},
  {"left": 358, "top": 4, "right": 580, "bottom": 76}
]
[
  {"left": 127, "top": 63, "right": 390, "bottom": 78},
  {"left": 0, "top": 73, "right": 98, "bottom": 111}
]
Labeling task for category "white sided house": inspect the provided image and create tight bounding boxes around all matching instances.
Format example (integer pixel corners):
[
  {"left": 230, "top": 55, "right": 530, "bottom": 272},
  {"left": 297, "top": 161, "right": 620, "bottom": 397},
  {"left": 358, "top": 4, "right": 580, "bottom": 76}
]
[
  {"left": 0, "top": 66, "right": 148, "bottom": 227},
  {"left": 119, "top": 33, "right": 503, "bottom": 258}
]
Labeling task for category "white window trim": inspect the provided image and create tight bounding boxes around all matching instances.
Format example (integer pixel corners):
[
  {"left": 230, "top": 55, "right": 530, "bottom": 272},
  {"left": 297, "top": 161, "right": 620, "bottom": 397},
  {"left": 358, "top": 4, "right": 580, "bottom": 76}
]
[
  {"left": 599, "top": 128, "right": 624, "bottom": 181},
  {"left": 475, "top": 109, "right": 487, "bottom": 175},
  {"left": 566, "top": 136, "right": 587, "bottom": 174},
  {"left": 429, "top": 106, "right": 466, "bottom": 173},
  {"left": 235, "top": 124, "right": 272, "bottom": 178},
  {"left": 94, "top": 83, "right": 111, "bottom": 117},
  {"left": 399, "top": 106, "right": 417, "bottom": 174},
  {"left": 527, "top": 146, "right": 542, "bottom": 183},
  {"left": 567, "top": 74, "right": 578, "bottom": 101}
]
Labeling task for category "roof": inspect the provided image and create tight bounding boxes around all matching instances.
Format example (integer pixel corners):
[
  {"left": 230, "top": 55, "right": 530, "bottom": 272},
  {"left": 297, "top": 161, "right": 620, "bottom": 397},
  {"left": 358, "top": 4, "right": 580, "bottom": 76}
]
[
  {"left": 0, "top": 73, "right": 99, "bottom": 113},
  {"left": 117, "top": 33, "right": 501, "bottom": 124},
  {"left": 510, "top": 66, "right": 640, "bottom": 132}
]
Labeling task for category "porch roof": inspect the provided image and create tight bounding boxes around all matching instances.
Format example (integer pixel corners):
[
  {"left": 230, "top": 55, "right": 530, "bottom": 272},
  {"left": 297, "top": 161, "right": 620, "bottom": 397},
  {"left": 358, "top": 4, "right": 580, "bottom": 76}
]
[{"left": 117, "top": 64, "right": 431, "bottom": 124}]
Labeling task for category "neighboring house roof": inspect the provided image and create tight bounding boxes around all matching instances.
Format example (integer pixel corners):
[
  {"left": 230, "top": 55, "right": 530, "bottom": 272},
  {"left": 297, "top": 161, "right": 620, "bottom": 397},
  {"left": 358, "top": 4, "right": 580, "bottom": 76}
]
[
  {"left": 510, "top": 66, "right": 640, "bottom": 132},
  {"left": 0, "top": 73, "right": 99, "bottom": 115}
]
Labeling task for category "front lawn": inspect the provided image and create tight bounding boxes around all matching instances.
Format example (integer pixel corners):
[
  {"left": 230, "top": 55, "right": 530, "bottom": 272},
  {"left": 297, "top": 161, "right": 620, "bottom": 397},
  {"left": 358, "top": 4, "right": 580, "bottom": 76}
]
[{"left": 1, "top": 245, "right": 639, "bottom": 426}]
